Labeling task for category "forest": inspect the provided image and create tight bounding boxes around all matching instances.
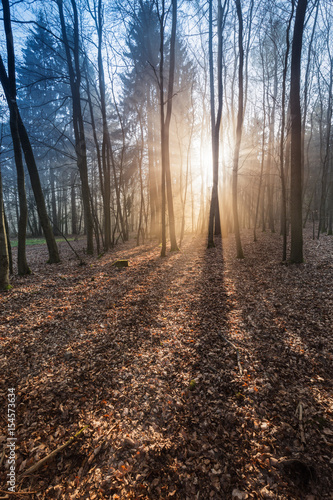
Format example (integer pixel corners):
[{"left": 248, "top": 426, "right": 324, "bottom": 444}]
[{"left": 0, "top": 0, "right": 333, "bottom": 499}]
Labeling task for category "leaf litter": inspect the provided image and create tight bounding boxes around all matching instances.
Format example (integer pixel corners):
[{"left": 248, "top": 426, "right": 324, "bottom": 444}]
[{"left": 0, "top": 229, "right": 332, "bottom": 499}]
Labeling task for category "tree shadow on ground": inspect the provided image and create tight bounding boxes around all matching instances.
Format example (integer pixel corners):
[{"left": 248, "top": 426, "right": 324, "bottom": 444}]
[{"left": 2, "top": 233, "right": 331, "bottom": 499}]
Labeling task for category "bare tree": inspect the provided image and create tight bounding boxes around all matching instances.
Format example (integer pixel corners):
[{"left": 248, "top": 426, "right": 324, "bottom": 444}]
[
  {"left": 279, "top": 2, "right": 295, "bottom": 261},
  {"left": 290, "top": 0, "right": 308, "bottom": 263},
  {"left": 0, "top": 0, "right": 30, "bottom": 274},
  {"left": 157, "top": 0, "right": 178, "bottom": 256},
  {"left": 57, "top": 0, "right": 94, "bottom": 254},
  {"left": 207, "top": 0, "right": 228, "bottom": 248},
  {"left": 0, "top": 0, "right": 60, "bottom": 265},
  {"left": 232, "top": 0, "right": 244, "bottom": 259}
]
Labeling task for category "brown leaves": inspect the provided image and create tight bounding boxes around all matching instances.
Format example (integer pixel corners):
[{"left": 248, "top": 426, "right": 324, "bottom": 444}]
[{"left": 0, "top": 232, "right": 332, "bottom": 498}]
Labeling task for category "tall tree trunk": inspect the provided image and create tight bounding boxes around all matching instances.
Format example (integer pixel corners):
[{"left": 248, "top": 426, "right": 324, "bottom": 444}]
[
  {"left": 159, "top": 1, "right": 167, "bottom": 257},
  {"left": 1, "top": 0, "right": 29, "bottom": 274},
  {"left": 94, "top": 0, "right": 127, "bottom": 247},
  {"left": 9, "top": 109, "right": 30, "bottom": 275},
  {"left": 180, "top": 90, "right": 195, "bottom": 246},
  {"left": 317, "top": 54, "right": 333, "bottom": 237},
  {"left": 16, "top": 113, "right": 60, "bottom": 263},
  {"left": 207, "top": 0, "right": 223, "bottom": 247},
  {"left": 233, "top": 0, "right": 244, "bottom": 259},
  {"left": 96, "top": 0, "right": 111, "bottom": 249},
  {"left": 302, "top": 0, "right": 319, "bottom": 197},
  {"left": 137, "top": 114, "right": 145, "bottom": 246},
  {"left": 147, "top": 91, "right": 159, "bottom": 239},
  {"left": 57, "top": 0, "right": 94, "bottom": 255},
  {"left": 290, "top": 0, "right": 308, "bottom": 263},
  {"left": 254, "top": 46, "right": 266, "bottom": 243},
  {"left": 267, "top": 52, "right": 277, "bottom": 233},
  {"left": 71, "top": 174, "right": 78, "bottom": 235},
  {"left": 164, "top": 0, "right": 178, "bottom": 251},
  {"left": 159, "top": 0, "right": 178, "bottom": 255},
  {"left": 0, "top": 0, "right": 59, "bottom": 264},
  {"left": 279, "top": 3, "right": 294, "bottom": 261}
]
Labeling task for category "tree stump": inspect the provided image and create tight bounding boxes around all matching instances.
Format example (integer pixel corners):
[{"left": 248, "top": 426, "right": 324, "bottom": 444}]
[{"left": 112, "top": 260, "right": 129, "bottom": 268}]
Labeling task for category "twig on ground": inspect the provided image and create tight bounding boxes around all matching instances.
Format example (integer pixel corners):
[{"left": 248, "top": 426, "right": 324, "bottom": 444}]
[
  {"left": 295, "top": 402, "right": 306, "bottom": 447},
  {"left": 19, "top": 425, "right": 88, "bottom": 478},
  {"left": 220, "top": 333, "right": 243, "bottom": 375},
  {"left": 0, "top": 490, "right": 36, "bottom": 496},
  {"left": 0, "top": 447, "right": 5, "bottom": 467},
  {"left": 78, "top": 423, "right": 118, "bottom": 478}
]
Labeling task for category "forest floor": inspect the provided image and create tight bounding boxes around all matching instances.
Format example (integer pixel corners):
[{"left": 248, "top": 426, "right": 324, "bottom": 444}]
[{"left": 0, "top": 228, "right": 333, "bottom": 500}]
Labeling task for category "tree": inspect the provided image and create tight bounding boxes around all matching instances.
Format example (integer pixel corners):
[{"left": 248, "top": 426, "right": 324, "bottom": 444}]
[
  {"left": 122, "top": 0, "right": 161, "bottom": 238},
  {"left": 279, "top": 3, "right": 294, "bottom": 261},
  {"left": 57, "top": 0, "right": 94, "bottom": 255},
  {"left": 87, "top": 0, "right": 127, "bottom": 249},
  {"left": 0, "top": 166, "right": 9, "bottom": 290},
  {"left": 1, "top": 0, "right": 30, "bottom": 275},
  {"left": 232, "top": 0, "right": 245, "bottom": 259},
  {"left": 157, "top": 0, "right": 179, "bottom": 256},
  {"left": 317, "top": 9, "right": 333, "bottom": 238},
  {"left": 18, "top": 14, "right": 70, "bottom": 238},
  {"left": 0, "top": 0, "right": 60, "bottom": 265},
  {"left": 207, "top": 0, "right": 228, "bottom": 248},
  {"left": 290, "top": 0, "right": 308, "bottom": 263}
]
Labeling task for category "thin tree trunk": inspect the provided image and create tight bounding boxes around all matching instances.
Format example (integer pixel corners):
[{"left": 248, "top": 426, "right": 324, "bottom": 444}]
[
  {"left": 9, "top": 109, "right": 30, "bottom": 274},
  {"left": 254, "top": 48, "right": 266, "bottom": 243},
  {"left": 279, "top": 2, "right": 294, "bottom": 261},
  {"left": 1, "top": 0, "right": 29, "bottom": 274},
  {"left": 180, "top": 102, "right": 194, "bottom": 245},
  {"left": 57, "top": 0, "right": 94, "bottom": 255},
  {"left": 96, "top": 0, "right": 112, "bottom": 250},
  {"left": 0, "top": 43, "right": 60, "bottom": 264},
  {"left": 233, "top": 0, "right": 244, "bottom": 259},
  {"left": 0, "top": 168, "right": 10, "bottom": 290},
  {"left": 208, "top": 0, "right": 227, "bottom": 247},
  {"left": 317, "top": 54, "right": 333, "bottom": 237},
  {"left": 159, "top": 0, "right": 178, "bottom": 255},
  {"left": 147, "top": 91, "right": 159, "bottom": 239},
  {"left": 159, "top": 0, "right": 167, "bottom": 257},
  {"left": 164, "top": 0, "right": 178, "bottom": 251},
  {"left": 267, "top": 52, "right": 277, "bottom": 233},
  {"left": 16, "top": 113, "right": 60, "bottom": 262}
]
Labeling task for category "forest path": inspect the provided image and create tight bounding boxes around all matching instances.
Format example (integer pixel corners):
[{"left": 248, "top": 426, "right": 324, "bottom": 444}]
[{"left": 0, "top": 231, "right": 332, "bottom": 499}]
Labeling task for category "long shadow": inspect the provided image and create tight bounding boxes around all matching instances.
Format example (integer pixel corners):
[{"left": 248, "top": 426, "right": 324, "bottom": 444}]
[
  {"left": 1, "top": 240, "right": 200, "bottom": 495},
  {"left": 3, "top": 233, "right": 331, "bottom": 498},
  {"left": 216, "top": 232, "right": 333, "bottom": 499},
  {"left": 173, "top": 235, "right": 248, "bottom": 499},
  {"left": 97, "top": 236, "right": 233, "bottom": 499}
]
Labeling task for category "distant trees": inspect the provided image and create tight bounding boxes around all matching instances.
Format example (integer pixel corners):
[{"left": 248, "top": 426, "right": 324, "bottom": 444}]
[
  {"left": 122, "top": 1, "right": 160, "bottom": 239},
  {"left": 18, "top": 15, "right": 70, "bottom": 239},
  {"left": 0, "top": 0, "right": 332, "bottom": 273},
  {"left": 122, "top": 0, "right": 193, "bottom": 252}
]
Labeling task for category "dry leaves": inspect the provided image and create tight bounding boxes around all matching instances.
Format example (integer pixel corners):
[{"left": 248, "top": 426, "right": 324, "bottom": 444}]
[{"left": 0, "top": 229, "right": 332, "bottom": 499}]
